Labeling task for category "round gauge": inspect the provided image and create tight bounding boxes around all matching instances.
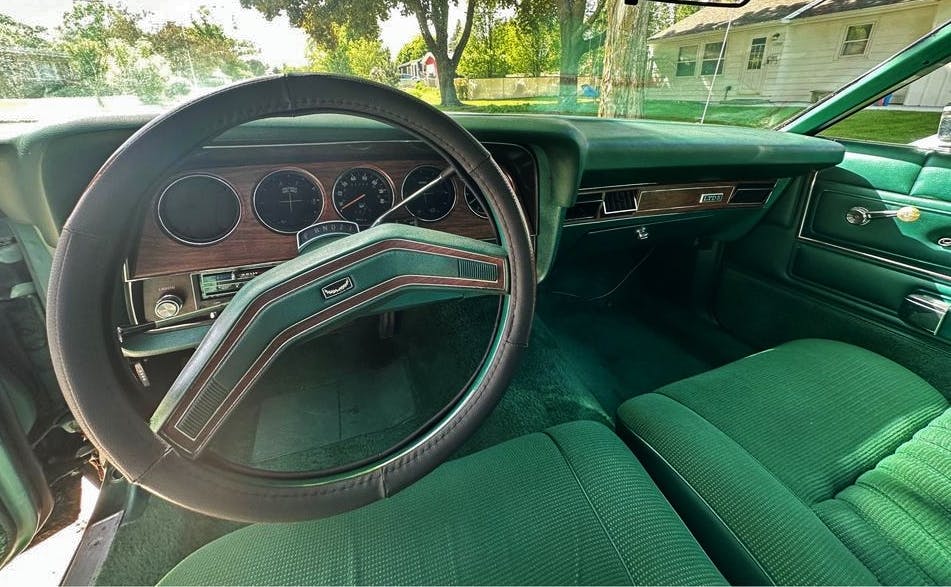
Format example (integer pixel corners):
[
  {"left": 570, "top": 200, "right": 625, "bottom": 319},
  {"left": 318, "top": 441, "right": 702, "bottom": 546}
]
[
  {"left": 157, "top": 174, "right": 240, "bottom": 246},
  {"left": 332, "top": 167, "right": 395, "bottom": 227},
  {"left": 253, "top": 169, "right": 323, "bottom": 234},
  {"left": 402, "top": 166, "right": 456, "bottom": 222},
  {"left": 464, "top": 185, "right": 489, "bottom": 219},
  {"left": 464, "top": 170, "right": 516, "bottom": 220}
]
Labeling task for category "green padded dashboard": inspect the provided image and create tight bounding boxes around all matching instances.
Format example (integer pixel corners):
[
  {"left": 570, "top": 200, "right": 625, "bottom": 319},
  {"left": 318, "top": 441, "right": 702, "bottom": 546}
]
[{"left": 0, "top": 113, "right": 844, "bottom": 284}]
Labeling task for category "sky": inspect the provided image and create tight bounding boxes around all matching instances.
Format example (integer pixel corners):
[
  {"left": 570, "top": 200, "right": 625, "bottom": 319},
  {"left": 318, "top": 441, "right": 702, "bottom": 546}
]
[{"left": 3, "top": 0, "right": 427, "bottom": 67}]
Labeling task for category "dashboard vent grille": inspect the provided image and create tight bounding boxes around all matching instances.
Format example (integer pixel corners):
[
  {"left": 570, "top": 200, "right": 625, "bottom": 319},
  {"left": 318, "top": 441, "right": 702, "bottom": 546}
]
[
  {"left": 732, "top": 181, "right": 776, "bottom": 205},
  {"left": 602, "top": 189, "right": 638, "bottom": 214},
  {"left": 565, "top": 191, "right": 605, "bottom": 222}
]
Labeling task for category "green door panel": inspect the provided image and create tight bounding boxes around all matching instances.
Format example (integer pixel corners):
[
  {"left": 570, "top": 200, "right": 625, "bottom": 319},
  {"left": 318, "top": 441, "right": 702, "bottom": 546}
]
[
  {"left": 791, "top": 245, "right": 951, "bottom": 315},
  {"left": 716, "top": 142, "right": 951, "bottom": 398},
  {"left": 806, "top": 189, "right": 951, "bottom": 274},
  {"left": 802, "top": 144, "right": 951, "bottom": 281}
]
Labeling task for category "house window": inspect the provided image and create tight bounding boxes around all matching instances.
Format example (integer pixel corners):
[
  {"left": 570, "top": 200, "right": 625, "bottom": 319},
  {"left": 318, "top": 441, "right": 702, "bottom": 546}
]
[
  {"left": 676, "top": 45, "right": 698, "bottom": 77},
  {"left": 701, "top": 42, "right": 725, "bottom": 75},
  {"left": 747, "top": 37, "right": 767, "bottom": 70},
  {"left": 840, "top": 24, "right": 873, "bottom": 56}
]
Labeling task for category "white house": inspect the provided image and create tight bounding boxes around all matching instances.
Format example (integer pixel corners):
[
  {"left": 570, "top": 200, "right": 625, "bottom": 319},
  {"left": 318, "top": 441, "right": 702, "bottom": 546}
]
[{"left": 646, "top": 0, "right": 951, "bottom": 107}]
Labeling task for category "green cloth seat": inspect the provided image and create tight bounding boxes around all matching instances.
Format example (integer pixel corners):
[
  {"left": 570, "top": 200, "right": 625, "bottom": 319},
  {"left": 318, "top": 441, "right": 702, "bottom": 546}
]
[
  {"left": 160, "top": 420, "right": 726, "bottom": 585},
  {"left": 619, "top": 338, "right": 951, "bottom": 586}
]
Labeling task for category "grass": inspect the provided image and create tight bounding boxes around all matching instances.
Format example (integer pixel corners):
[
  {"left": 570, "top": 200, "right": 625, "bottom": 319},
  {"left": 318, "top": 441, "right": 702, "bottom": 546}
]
[
  {"left": 406, "top": 86, "right": 939, "bottom": 143},
  {"left": 819, "top": 109, "right": 941, "bottom": 144},
  {"left": 409, "top": 88, "right": 803, "bottom": 129}
]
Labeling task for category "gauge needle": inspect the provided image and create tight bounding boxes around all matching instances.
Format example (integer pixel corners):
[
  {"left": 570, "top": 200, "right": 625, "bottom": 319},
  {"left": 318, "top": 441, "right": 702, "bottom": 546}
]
[{"left": 341, "top": 193, "right": 367, "bottom": 210}]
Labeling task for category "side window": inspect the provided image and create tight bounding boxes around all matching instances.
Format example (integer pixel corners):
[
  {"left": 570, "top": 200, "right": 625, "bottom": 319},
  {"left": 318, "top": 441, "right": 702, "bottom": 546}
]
[
  {"left": 700, "top": 42, "right": 725, "bottom": 76},
  {"left": 840, "top": 24, "right": 873, "bottom": 57},
  {"left": 676, "top": 46, "right": 698, "bottom": 77},
  {"left": 820, "top": 64, "right": 950, "bottom": 147}
]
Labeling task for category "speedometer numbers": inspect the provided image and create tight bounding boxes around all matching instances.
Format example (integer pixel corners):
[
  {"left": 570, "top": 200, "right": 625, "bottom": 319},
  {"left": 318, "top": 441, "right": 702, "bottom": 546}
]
[{"left": 332, "top": 167, "right": 395, "bottom": 227}]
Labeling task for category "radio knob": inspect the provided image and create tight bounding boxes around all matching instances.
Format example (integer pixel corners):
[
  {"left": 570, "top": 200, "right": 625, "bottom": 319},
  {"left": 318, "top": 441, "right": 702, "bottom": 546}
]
[{"left": 154, "top": 293, "right": 184, "bottom": 320}]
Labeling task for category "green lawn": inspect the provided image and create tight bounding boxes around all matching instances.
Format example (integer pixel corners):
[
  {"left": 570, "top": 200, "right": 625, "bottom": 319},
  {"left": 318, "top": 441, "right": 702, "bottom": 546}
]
[
  {"left": 413, "top": 90, "right": 803, "bottom": 129},
  {"left": 819, "top": 109, "right": 940, "bottom": 144},
  {"left": 407, "top": 87, "right": 939, "bottom": 143}
]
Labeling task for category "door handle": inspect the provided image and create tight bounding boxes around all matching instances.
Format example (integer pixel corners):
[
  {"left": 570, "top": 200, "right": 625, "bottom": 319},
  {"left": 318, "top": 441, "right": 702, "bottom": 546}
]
[
  {"left": 900, "top": 292, "right": 950, "bottom": 336},
  {"left": 845, "top": 205, "right": 920, "bottom": 226}
]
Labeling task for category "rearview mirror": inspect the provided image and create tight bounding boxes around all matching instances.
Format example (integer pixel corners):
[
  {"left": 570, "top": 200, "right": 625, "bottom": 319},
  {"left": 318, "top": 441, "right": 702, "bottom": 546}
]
[{"left": 624, "top": 0, "right": 749, "bottom": 6}]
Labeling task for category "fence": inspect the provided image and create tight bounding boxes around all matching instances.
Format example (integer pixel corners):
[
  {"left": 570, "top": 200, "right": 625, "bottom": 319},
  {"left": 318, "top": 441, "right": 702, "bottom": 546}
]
[{"left": 455, "top": 76, "right": 600, "bottom": 100}]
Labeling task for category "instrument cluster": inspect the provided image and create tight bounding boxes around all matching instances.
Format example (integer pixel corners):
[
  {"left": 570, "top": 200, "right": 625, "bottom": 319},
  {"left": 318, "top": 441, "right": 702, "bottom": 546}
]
[{"left": 156, "top": 163, "right": 502, "bottom": 246}]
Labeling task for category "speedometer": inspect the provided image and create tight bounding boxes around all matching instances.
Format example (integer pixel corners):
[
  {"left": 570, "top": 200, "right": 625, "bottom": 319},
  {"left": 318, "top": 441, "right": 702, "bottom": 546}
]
[{"left": 332, "top": 167, "right": 395, "bottom": 227}]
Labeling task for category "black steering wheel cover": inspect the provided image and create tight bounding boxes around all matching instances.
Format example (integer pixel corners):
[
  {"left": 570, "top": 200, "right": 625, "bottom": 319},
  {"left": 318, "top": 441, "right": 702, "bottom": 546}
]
[{"left": 47, "top": 74, "right": 535, "bottom": 522}]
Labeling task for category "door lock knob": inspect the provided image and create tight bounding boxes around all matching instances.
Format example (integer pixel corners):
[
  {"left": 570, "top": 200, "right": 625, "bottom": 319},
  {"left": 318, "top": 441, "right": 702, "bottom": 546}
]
[{"left": 846, "top": 205, "right": 920, "bottom": 226}]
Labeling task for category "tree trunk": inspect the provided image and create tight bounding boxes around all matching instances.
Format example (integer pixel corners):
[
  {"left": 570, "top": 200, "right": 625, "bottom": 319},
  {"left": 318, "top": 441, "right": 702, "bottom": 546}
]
[
  {"left": 599, "top": 0, "right": 651, "bottom": 119},
  {"left": 558, "top": 31, "right": 580, "bottom": 108},
  {"left": 557, "top": 0, "right": 585, "bottom": 109},
  {"left": 436, "top": 55, "right": 461, "bottom": 106}
]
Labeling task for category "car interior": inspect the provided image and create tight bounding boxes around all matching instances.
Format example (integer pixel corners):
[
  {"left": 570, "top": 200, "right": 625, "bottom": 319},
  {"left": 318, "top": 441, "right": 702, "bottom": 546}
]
[{"left": 0, "top": 10, "right": 949, "bottom": 587}]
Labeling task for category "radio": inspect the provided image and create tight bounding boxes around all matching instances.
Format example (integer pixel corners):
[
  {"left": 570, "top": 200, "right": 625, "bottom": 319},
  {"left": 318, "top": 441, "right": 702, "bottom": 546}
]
[{"left": 196, "top": 265, "right": 273, "bottom": 300}]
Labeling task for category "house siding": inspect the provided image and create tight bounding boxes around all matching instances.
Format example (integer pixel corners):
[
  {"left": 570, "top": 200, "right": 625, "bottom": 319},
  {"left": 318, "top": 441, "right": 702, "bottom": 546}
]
[{"left": 646, "top": 0, "right": 944, "bottom": 106}]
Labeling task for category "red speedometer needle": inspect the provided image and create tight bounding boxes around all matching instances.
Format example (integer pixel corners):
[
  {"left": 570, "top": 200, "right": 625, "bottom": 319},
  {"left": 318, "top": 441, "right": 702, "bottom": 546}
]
[{"left": 341, "top": 193, "right": 367, "bottom": 210}]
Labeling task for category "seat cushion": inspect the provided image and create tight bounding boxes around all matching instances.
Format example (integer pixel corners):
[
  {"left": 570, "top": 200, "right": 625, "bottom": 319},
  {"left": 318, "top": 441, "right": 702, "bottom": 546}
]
[
  {"left": 160, "top": 420, "right": 726, "bottom": 586},
  {"left": 619, "top": 339, "right": 950, "bottom": 585}
]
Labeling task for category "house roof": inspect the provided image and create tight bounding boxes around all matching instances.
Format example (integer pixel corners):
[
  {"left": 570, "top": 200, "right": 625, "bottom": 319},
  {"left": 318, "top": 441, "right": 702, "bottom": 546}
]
[{"left": 651, "top": 0, "right": 919, "bottom": 40}]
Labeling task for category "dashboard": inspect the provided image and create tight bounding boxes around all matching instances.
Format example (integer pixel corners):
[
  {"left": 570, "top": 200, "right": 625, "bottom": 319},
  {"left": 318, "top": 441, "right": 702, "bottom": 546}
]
[
  {"left": 127, "top": 141, "right": 537, "bottom": 322},
  {"left": 0, "top": 112, "right": 846, "bottom": 349}
]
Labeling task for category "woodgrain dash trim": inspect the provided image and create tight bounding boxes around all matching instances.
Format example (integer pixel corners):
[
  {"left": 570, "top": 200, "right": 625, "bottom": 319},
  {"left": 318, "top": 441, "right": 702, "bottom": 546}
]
[{"left": 158, "top": 238, "right": 507, "bottom": 454}]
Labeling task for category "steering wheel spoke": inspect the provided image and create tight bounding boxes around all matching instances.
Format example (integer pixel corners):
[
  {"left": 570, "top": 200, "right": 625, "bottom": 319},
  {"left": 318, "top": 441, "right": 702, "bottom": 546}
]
[{"left": 150, "top": 223, "right": 508, "bottom": 457}]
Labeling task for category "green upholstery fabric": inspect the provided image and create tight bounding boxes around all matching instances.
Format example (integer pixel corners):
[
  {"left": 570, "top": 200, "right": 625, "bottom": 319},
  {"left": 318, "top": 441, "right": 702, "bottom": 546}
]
[
  {"left": 619, "top": 338, "right": 950, "bottom": 585},
  {"left": 160, "top": 421, "right": 726, "bottom": 586}
]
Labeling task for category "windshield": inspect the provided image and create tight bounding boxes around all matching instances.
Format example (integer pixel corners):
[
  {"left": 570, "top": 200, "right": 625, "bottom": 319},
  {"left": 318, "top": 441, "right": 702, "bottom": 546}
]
[{"left": 1, "top": 0, "right": 947, "bottom": 134}]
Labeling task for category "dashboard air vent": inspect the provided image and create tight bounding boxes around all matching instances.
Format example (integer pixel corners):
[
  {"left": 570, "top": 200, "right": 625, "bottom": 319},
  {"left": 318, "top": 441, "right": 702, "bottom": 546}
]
[
  {"left": 732, "top": 181, "right": 776, "bottom": 205},
  {"left": 565, "top": 191, "right": 605, "bottom": 222},
  {"left": 602, "top": 189, "right": 638, "bottom": 214}
]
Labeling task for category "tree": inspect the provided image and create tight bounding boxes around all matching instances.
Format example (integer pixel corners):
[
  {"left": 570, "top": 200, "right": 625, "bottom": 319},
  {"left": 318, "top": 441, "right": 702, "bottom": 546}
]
[
  {"left": 239, "top": 0, "right": 389, "bottom": 50},
  {"left": 307, "top": 24, "right": 395, "bottom": 84},
  {"left": 399, "top": 0, "right": 479, "bottom": 105},
  {"left": 55, "top": 0, "right": 146, "bottom": 99},
  {"left": 675, "top": 4, "right": 701, "bottom": 22},
  {"left": 598, "top": 0, "right": 650, "bottom": 119},
  {"left": 0, "top": 14, "right": 50, "bottom": 49},
  {"left": 457, "top": 5, "right": 514, "bottom": 78},
  {"left": 396, "top": 34, "right": 428, "bottom": 64},
  {"left": 510, "top": 0, "right": 559, "bottom": 76},
  {"left": 150, "top": 7, "right": 258, "bottom": 84},
  {"left": 0, "top": 15, "right": 59, "bottom": 98},
  {"left": 51, "top": 0, "right": 265, "bottom": 102},
  {"left": 554, "top": 0, "right": 606, "bottom": 108},
  {"left": 105, "top": 37, "right": 172, "bottom": 104},
  {"left": 242, "top": 0, "right": 483, "bottom": 106}
]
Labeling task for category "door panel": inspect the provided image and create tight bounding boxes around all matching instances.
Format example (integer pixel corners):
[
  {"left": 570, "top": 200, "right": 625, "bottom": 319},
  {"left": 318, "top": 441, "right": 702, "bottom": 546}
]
[
  {"left": 801, "top": 143, "right": 951, "bottom": 280},
  {"left": 715, "top": 140, "right": 951, "bottom": 398},
  {"left": 805, "top": 188, "right": 951, "bottom": 274}
]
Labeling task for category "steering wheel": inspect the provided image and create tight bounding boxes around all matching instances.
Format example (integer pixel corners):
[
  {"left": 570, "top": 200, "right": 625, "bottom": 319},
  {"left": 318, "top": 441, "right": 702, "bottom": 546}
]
[{"left": 46, "top": 74, "right": 535, "bottom": 522}]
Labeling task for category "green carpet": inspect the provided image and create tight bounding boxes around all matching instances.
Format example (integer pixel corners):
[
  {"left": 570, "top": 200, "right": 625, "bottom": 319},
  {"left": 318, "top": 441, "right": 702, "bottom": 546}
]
[{"left": 536, "top": 295, "right": 722, "bottom": 415}]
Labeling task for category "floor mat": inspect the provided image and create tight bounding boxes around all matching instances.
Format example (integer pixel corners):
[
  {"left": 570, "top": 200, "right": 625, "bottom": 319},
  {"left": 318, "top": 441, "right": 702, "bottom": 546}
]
[
  {"left": 251, "top": 359, "right": 416, "bottom": 464},
  {"left": 537, "top": 295, "right": 721, "bottom": 414}
]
